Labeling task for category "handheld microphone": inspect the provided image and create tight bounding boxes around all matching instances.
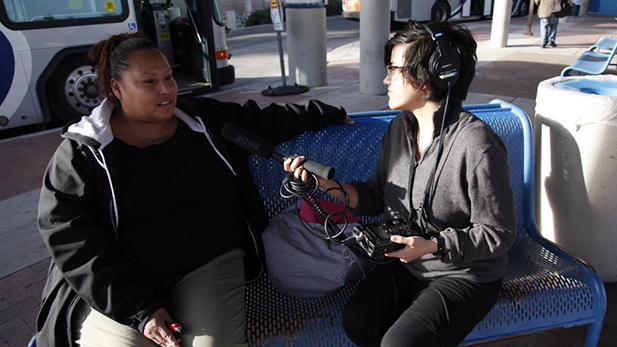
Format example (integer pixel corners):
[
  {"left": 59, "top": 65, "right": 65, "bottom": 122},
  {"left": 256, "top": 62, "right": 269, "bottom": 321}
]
[{"left": 221, "top": 123, "right": 336, "bottom": 180}]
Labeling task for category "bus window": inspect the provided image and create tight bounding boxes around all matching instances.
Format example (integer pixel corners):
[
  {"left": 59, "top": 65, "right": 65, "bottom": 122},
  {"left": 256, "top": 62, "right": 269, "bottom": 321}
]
[
  {"left": 343, "top": 0, "right": 531, "bottom": 23},
  {"left": 2, "top": 0, "right": 127, "bottom": 29}
]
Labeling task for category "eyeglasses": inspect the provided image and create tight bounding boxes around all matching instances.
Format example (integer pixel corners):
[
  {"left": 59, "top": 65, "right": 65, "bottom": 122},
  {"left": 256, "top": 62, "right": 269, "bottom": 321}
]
[{"left": 386, "top": 65, "right": 405, "bottom": 80}]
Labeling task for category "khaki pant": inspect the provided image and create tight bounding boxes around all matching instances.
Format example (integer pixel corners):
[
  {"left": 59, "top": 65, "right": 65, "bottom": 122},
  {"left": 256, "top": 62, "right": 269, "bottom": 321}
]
[{"left": 74, "top": 248, "right": 248, "bottom": 347}]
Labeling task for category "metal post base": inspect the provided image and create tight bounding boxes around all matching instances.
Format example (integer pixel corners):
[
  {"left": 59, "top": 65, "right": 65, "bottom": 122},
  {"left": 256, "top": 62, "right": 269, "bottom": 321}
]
[{"left": 261, "top": 84, "right": 309, "bottom": 96}]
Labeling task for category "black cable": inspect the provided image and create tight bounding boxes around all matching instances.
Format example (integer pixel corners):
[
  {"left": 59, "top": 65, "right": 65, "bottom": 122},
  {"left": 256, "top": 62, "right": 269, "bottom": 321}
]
[
  {"left": 281, "top": 172, "right": 345, "bottom": 241},
  {"left": 280, "top": 172, "right": 319, "bottom": 199},
  {"left": 409, "top": 81, "right": 452, "bottom": 234}
]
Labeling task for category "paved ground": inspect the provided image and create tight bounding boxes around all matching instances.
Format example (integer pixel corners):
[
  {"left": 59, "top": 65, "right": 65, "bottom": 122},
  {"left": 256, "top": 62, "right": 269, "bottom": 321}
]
[{"left": 1, "top": 13, "right": 617, "bottom": 347}]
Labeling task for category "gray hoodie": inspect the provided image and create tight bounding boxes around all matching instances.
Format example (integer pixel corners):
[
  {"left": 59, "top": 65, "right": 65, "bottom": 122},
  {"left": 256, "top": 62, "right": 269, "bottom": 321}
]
[{"left": 352, "top": 104, "right": 516, "bottom": 283}]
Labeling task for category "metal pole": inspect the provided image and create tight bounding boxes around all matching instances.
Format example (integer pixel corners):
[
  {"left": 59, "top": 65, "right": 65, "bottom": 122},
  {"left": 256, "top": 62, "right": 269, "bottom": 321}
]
[
  {"left": 525, "top": 0, "right": 536, "bottom": 36},
  {"left": 261, "top": 0, "right": 308, "bottom": 96},
  {"left": 276, "top": 31, "right": 287, "bottom": 87}
]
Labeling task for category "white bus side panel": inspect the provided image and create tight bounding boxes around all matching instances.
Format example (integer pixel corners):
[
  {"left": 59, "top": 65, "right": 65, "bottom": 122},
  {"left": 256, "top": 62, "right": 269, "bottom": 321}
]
[
  {"left": 1, "top": 20, "right": 137, "bottom": 129},
  {"left": 0, "top": 27, "right": 40, "bottom": 128}
]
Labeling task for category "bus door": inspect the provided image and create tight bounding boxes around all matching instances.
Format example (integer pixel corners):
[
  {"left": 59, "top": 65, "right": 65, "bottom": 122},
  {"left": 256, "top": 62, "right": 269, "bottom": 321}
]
[
  {"left": 129, "top": 0, "right": 234, "bottom": 93},
  {"left": 143, "top": 0, "right": 216, "bottom": 96},
  {"left": 142, "top": 0, "right": 235, "bottom": 95}
]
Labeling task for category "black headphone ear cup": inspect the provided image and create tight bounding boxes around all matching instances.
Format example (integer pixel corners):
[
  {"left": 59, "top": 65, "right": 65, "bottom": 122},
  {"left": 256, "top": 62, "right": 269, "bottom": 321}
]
[
  {"left": 428, "top": 50, "right": 442, "bottom": 89},
  {"left": 429, "top": 48, "right": 460, "bottom": 90}
]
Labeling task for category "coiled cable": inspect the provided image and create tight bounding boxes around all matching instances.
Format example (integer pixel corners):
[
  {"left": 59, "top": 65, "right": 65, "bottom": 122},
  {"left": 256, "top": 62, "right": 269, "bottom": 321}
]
[{"left": 279, "top": 172, "right": 390, "bottom": 264}]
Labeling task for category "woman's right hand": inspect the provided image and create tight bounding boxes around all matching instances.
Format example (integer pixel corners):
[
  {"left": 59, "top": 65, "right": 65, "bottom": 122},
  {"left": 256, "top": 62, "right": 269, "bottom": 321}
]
[
  {"left": 143, "top": 308, "right": 180, "bottom": 347},
  {"left": 284, "top": 155, "right": 359, "bottom": 208},
  {"left": 283, "top": 156, "right": 329, "bottom": 188},
  {"left": 283, "top": 156, "right": 309, "bottom": 182}
]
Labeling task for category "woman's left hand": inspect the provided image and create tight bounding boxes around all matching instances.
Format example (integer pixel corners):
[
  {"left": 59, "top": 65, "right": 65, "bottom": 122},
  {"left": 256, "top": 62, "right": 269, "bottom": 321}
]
[
  {"left": 385, "top": 235, "right": 438, "bottom": 263},
  {"left": 143, "top": 308, "right": 180, "bottom": 347},
  {"left": 343, "top": 115, "right": 355, "bottom": 124}
]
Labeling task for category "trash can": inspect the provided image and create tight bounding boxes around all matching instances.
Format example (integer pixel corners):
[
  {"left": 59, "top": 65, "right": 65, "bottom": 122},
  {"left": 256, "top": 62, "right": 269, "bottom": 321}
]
[{"left": 534, "top": 75, "right": 617, "bottom": 283}]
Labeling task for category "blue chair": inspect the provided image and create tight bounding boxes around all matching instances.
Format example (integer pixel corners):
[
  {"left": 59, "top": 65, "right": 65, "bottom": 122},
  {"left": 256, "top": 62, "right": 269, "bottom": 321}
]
[
  {"left": 561, "top": 36, "right": 617, "bottom": 76},
  {"left": 245, "top": 100, "right": 607, "bottom": 346}
]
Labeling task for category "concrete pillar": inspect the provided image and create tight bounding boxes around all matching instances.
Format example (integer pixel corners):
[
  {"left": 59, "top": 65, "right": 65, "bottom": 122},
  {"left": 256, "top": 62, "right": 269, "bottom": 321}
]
[
  {"left": 286, "top": 7, "right": 328, "bottom": 87},
  {"left": 244, "top": 0, "right": 252, "bottom": 13},
  {"left": 490, "top": 0, "right": 513, "bottom": 48},
  {"left": 581, "top": 0, "right": 590, "bottom": 15},
  {"left": 226, "top": 10, "right": 237, "bottom": 30},
  {"left": 359, "top": 0, "right": 389, "bottom": 95}
]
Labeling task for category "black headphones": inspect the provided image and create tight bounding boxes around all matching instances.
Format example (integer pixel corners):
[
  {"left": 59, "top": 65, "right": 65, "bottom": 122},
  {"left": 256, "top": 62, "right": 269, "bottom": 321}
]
[{"left": 423, "top": 22, "right": 461, "bottom": 90}]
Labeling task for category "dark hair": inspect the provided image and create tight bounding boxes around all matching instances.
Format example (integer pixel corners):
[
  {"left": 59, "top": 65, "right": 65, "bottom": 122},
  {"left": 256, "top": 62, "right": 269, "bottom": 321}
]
[
  {"left": 384, "top": 20, "right": 477, "bottom": 103},
  {"left": 87, "top": 31, "right": 158, "bottom": 103}
]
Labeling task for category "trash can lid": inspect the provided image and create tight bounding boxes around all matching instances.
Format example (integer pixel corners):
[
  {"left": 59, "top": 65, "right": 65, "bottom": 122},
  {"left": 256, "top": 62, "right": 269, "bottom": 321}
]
[
  {"left": 554, "top": 79, "right": 617, "bottom": 96},
  {"left": 536, "top": 75, "right": 617, "bottom": 129}
]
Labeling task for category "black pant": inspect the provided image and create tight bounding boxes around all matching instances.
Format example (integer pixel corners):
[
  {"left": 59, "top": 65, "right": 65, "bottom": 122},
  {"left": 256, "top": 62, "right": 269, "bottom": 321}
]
[{"left": 342, "top": 263, "right": 502, "bottom": 347}]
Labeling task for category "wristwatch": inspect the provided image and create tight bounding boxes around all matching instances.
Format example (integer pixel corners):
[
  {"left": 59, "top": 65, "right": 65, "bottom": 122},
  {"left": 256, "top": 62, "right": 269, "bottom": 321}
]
[{"left": 430, "top": 235, "right": 446, "bottom": 257}]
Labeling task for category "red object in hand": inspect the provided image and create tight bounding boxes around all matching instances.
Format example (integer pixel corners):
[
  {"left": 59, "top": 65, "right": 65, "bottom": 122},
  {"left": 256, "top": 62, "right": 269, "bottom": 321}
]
[{"left": 167, "top": 323, "right": 182, "bottom": 334}]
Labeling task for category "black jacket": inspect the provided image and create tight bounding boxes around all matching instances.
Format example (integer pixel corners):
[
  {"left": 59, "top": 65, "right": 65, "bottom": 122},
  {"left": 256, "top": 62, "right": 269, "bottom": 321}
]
[{"left": 35, "top": 96, "right": 346, "bottom": 347}]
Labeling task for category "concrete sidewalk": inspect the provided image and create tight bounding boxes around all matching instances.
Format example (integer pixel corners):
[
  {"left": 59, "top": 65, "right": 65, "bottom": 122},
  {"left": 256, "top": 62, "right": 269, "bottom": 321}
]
[{"left": 1, "top": 14, "right": 616, "bottom": 347}]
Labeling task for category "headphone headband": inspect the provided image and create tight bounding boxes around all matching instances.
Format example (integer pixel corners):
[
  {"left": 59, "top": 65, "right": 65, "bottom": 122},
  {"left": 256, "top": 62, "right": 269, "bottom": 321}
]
[{"left": 423, "top": 22, "right": 443, "bottom": 41}]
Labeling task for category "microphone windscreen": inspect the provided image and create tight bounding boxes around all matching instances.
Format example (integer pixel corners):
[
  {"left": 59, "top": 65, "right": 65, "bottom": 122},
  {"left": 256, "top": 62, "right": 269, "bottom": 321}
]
[{"left": 221, "top": 123, "right": 275, "bottom": 159}]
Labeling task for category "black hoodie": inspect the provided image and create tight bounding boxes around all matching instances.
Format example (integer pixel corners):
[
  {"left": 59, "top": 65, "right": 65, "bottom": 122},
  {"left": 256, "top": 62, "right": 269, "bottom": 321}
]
[{"left": 35, "top": 96, "right": 346, "bottom": 347}]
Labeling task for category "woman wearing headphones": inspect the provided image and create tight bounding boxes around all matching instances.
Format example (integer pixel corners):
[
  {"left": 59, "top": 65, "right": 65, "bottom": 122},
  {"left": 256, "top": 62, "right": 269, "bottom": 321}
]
[{"left": 285, "top": 21, "right": 516, "bottom": 346}]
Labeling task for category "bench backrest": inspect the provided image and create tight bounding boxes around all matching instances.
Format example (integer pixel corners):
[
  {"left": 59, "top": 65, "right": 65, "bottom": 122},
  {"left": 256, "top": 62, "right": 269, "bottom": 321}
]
[
  {"left": 249, "top": 101, "right": 531, "bottom": 238},
  {"left": 590, "top": 36, "right": 617, "bottom": 53}
]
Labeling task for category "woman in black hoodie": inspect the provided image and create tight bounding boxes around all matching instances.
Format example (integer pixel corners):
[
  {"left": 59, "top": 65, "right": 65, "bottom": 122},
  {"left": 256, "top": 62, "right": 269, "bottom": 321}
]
[{"left": 35, "top": 31, "right": 349, "bottom": 347}]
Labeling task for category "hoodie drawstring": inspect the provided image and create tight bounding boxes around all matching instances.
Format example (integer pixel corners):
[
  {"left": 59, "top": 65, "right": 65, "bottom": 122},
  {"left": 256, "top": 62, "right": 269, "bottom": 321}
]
[{"left": 87, "top": 146, "right": 120, "bottom": 239}]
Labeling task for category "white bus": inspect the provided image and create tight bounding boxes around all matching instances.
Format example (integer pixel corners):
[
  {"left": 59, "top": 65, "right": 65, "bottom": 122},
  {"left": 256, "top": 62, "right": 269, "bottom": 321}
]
[
  {"left": 342, "top": 0, "right": 531, "bottom": 23},
  {"left": 0, "top": 0, "right": 234, "bottom": 132}
]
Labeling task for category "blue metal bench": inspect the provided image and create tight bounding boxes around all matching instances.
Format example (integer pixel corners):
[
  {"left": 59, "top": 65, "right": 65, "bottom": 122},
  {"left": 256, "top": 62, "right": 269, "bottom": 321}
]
[
  {"left": 245, "top": 100, "right": 607, "bottom": 346},
  {"left": 561, "top": 36, "right": 617, "bottom": 77},
  {"left": 26, "top": 100, "right": 607, "bottom": 347}
]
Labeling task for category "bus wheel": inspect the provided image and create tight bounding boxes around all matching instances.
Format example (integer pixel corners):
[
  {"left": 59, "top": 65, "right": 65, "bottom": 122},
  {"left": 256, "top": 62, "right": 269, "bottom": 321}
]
[
  {"left": 431, "top": 1, "right": 450, "bottom": 22},
  {"left": 47, "top": 56, "right": 102, "bottom": 124},
  {"left": 218, "top": 65, "right": 235, "bottom": 86}
]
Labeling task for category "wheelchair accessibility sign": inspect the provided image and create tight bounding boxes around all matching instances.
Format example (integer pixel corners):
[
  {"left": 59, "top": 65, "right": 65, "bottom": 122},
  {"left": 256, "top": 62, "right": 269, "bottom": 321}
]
[{"left": 127, "top": 22, "right": 137, "bottom": 32}]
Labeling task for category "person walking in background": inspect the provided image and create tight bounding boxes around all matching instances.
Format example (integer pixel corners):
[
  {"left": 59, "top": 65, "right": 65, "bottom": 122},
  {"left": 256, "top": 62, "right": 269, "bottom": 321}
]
[
  {"left": 535, "top": 0, "right": 560, "bottom": 48},
  {"left": 572, "top": 0, "right": 582, "bottom": 17}
]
